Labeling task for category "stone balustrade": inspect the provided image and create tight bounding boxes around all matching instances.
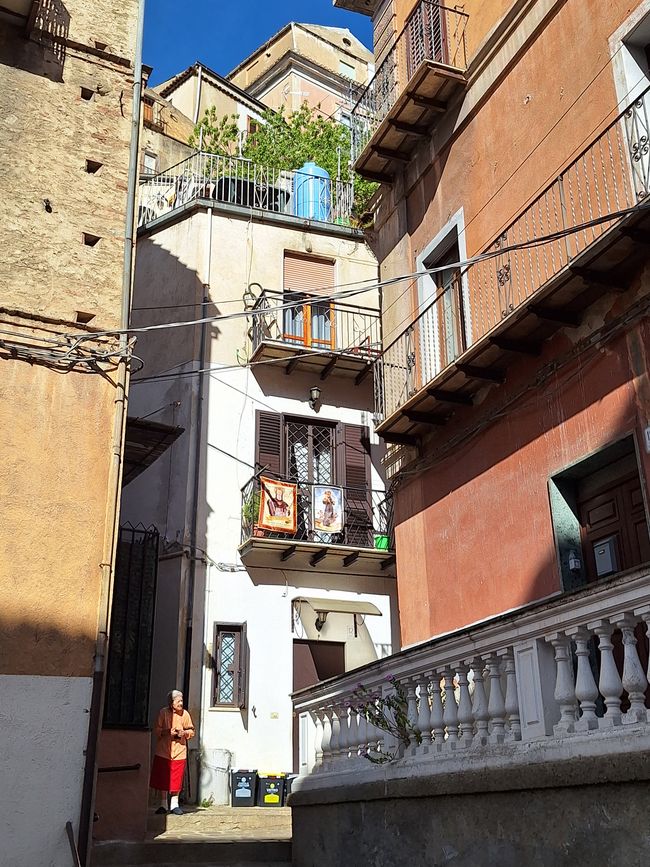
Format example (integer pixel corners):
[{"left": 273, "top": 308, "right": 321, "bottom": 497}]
[{"left": 293, "top": 566, "right": 650, "bottom": 781}]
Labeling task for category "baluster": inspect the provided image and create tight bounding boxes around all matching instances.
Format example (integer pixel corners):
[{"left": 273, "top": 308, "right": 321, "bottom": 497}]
[
  {"left": 416, "top": 674, "right": 432, "bottom": 751},
  {"left": 430, "top": 672, "right": 445, "bottom": 750},
  {"left": 310, "top": 709, "right": 324, "bottom": 772},
  {"left": 500, "top": 649, "right": 521, "bottom": 741},
  {"left": 320, "top": 708, "right": 333, "bottom": 769},
  {"left": 356, "top": 704, "right": 368, "bottom": 760},
  {"left": 566, "top": 627, "right": 599, "bottom": 732},
  {"left": 590, "top": 620, "right": 623, "bottom": 728},
  {"left": 405, "top": 678, "right": 419, "bottom": 752},
  {"left": 486, "top": 654, "right": 506, "bottom": 744},
  {"left": 617, "top": 615, "right": 648, "bottom": 723},
  {"left": 456, "top": 664, "right": 474, "bottom": 747},
  {"left": 548, "top": 633, "right": 578, "bottom": 735},
  {"left": 338, "top": 705, "right": 350, "bottom": 761},
  {"left": 470, "top": 657, "right": 489, "bottom": 746},
  {"left": 329, "top": 706, "right": 341, "bottom": 763},
  {"left": 635, "top": 606, "right": 650, "bottom": 722},
  {"left": 347, "top": 706, "right": 360, "bottom": 762},
  {"left": 442, "top": 668, "right": 459, "bottom": 746}
]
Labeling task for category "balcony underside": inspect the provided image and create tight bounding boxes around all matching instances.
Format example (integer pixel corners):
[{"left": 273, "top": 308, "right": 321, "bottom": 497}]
[
  {"left": 238, "top": 537, "right": 396, "bottom": 579},
  {"left": 250, "top": 340, "right": 375, "bottom": 383},
  {"left": 377, "top": 209, "right": 650, "bottom": 444},
  {"left": 354, "top": 61, "right": 467, "bottom": 182}
]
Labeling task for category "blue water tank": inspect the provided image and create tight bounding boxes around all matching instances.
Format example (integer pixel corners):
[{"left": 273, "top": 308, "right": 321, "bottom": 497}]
[{"left": 293, "top": 161, "right": 331, "bottom": 222}]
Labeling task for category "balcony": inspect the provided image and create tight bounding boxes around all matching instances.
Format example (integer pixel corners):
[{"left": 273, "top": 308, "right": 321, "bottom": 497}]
[
  {"left": 374, "top": 86, "right": 650, "bottom": 444},
  {"left": 239, "top": 476, "right": 396, "bottom": 578},
  {"left": 351, "top": 1, "right": 469, "bottom": 181},
  {"left": 137, "top": 152, "right": 355, "bottom": 230},
  {"left": 249, "top": 288, "right": 381, "bottom": 382},
  {"left": 293, "top": 563, "right": 650, "bottom": 788}
]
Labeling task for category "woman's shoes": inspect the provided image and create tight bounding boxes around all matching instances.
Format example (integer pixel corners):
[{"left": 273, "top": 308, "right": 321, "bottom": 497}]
[
  {"left": 155, "top": 806, "right": 167, "bottom": 815},
  {"left": 169, "top": 807, "right": 184, "bottom": 815}
]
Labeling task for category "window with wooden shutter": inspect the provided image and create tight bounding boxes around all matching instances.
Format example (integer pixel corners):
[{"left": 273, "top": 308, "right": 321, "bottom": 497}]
[
  {"left": 212, "top": 623, "right": 247, "bottom": 708},
  {"left": 255, "top": 410, "right": 283, "bottom": 475},
  {"left": 373, "top": 0, "right": 397, "bottom": 66},
  {"left": 340, "top": 423, "right": 373, "bottom": 547},
  {"left": 283, "top": 252, "right": 336, "bottom": 349}
]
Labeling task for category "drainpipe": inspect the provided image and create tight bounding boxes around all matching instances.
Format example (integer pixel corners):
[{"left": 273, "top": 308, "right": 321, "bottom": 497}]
[
  {"left": 193, "top": 63, "right": 203, "bottom": 124},
  {"left": 182, "top": 207, "right": 212, "bottom": 794},
  {"left": 77, "top": 0, "right": 145, "bottom": 862}
]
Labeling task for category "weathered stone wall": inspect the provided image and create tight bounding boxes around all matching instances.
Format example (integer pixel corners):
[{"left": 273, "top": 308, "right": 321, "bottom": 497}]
[{"left": 292, "top": 779, "right": 650, "bottom": 866}]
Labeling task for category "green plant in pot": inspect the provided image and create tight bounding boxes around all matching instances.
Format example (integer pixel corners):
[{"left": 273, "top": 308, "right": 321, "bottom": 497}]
[{"left": 242, "top": 490, "right": 262, "bottom": 535}]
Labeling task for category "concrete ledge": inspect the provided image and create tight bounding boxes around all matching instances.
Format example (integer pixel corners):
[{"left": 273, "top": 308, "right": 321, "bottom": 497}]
[
  {"left": 289, "top": 728, "right": 650, "bottom": 806},
  {"left": 92, "top": 839, "right": 292, "bottom": 865}
]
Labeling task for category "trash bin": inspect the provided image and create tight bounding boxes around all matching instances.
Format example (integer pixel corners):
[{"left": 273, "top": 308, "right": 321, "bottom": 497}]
[
  {"left": 231, "top": 770, "right": 257, "bottom": 807},
  {"left": 199, "top": 749, "right": 232, "bottom": 806},
  {"left": 256, "top": 773, "right": 285, "bottom": 807},
  {"left": 283, "top": 774, "right": 298, "bottom": 805}
]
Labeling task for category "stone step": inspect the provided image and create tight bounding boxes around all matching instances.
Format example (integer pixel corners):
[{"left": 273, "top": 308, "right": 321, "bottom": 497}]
[
  {"left": 147, "top": 806, "right": 292, "bottom": 841},
  {"left": 92, "top": 839, "right": 292, "bottom": 866}
]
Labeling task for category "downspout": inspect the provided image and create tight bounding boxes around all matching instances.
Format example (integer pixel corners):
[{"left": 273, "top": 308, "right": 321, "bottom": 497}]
[
  {"left": 182, "top": 206, "right": 212, "bottom": 793},
  {"left": 77, "top": 0, "right": 145, "bottom": 863},
  {"left": 193, "top": 63, "right": 203, "bottom": 124}
]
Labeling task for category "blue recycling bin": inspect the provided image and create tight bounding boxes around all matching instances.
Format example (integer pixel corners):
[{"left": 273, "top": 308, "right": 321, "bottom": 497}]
[{"left": 231, "top": 769, "right": 257, "bottom": 807}]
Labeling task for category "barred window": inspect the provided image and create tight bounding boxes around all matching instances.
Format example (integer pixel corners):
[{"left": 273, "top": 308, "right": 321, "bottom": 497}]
[{"left": 212, "top": 623, "right": 247, "bottom": 708}]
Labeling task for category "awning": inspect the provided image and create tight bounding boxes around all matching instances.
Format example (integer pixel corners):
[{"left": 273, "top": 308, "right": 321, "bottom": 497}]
[
  {"left": 292, "top": 597, "right": 382, "bottom": 616},
  {"left": 122, "top": 417, "right": 185, "bottom": 487}
]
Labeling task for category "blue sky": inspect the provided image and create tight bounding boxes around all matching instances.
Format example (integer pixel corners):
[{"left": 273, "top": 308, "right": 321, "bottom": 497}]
[{"left": 144, "top": 0, "right": 373, "bottom": 86}]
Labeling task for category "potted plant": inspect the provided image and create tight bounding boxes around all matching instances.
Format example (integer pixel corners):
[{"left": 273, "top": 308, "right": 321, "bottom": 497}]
[{"left": 242, "top": 490, "right": 263, "bottom": 537}]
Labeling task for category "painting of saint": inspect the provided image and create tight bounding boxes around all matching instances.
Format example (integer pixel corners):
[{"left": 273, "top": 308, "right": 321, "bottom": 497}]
[
  {"left": 258, "top": 477, "right": 297, "bottom": 533},
  {"left": 313, "top": 485, "right": 344, "bottom": 534}
]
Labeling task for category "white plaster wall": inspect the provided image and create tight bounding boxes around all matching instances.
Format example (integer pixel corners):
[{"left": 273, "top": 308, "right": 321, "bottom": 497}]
[
  {"left": 197, "top": 366, "right": 396, "bottom": 774},
  {"left": 0, "top": 675, "right": 92, "bottom": 867}
]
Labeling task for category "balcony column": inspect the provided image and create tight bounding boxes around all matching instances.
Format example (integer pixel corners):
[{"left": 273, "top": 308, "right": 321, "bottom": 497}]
[
  {"left": 634, "top": 605, "right": 650, "bottom": 722},
  {"left": 429, "top": 672, "right": 445, "bottom": 751},
  {"left": 441, "top": 668, "right": 459, "bottom": 747},
  {"left": 416, "top": 674, "right": 432, "bottom": 752},
  {"left": 470, "top": 657, "right": 489, "bottom": 746},
  {"left": 356, "top": 705, "right": 368, "bottom": 761},
  {"left": 589, "top": 619, "right": 623, "bottom": 728},
  {"left": 616, "top": 615, "right": 648, "bottom": 724},
  {"left": 329, "top": 706, "right": 341, "bottom": 764},
  {"left": 566, "top": 627, "right": 599, "bottom": 732},
  {"left": 310, "top": 709, "right": 324, "bottom": 772},
  {"left": 499, "top": 649, "right": 521, "bottom": 742},
  {"left": 405, "top": 678, "right": 419, "bottom": 753},
  {"left": 547, "top": 633, "right": 578, "bottom": 735},
  {"left": 320, "top": 708, "right": 333, "bottom": 770},
  {"left": 337, "top": 705, "right": 350, "bottom": 762},
  {"left": 487, "top": 654, "right": 506, "bottom": 744},
  {"left": 347, "top": 707, "right": 361, "bottom": 763},
  {"left": 456, "top": 664, "right": 474, "bottom": 747}
]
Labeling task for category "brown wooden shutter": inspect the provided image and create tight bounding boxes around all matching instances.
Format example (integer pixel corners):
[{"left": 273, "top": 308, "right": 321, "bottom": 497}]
[
  {"left": 237, "top": 622, "right": 248, "bottom": 709},
  {"left": 256, "top": 410, "right": 283, "bottom": 475},
  {"left": 283, "top": 252, "right": 335, "bottom": 296},
  {"left": 341, "top": 423, "right": 371, "bottom": 490},
  {"left": 374, "top": 0, "right": 397, "bottom": 66}
]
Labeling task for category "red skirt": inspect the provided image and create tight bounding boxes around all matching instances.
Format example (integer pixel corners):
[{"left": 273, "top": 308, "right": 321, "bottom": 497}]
[{"left": 150, "top": 755, "right": 185, "bottom": 792}]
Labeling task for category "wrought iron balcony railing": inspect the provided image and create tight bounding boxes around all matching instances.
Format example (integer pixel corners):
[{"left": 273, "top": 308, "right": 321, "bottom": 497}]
[
  {"left": 351, "top": 1, "right": 469, "bottom": 161},
  {"left": 374, "top": 85, "right": 650, "bottom": 424},
  {"left": 250, "top": 288, "right": 381, "bottom": 359},
  {"left": 138, "top": 152, "right": 355, "bottom": 229},
  {"left": 240, "top": 476, "right": 394, "bottom": 551}
]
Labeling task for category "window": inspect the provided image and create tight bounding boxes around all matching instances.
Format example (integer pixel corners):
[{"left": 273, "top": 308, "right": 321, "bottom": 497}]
[
  {"left": 142, "top": 152, "right": 158, "bottom": 177},
  {"left": 339, "top": 59, "right": 355, "bottom": 79},
  {"left": 373, "top": 0, "right": 396, "bottom": 66},
  {"left": 255, "top": 411, "right": 375, "bottom": 546},
  {"left": 420, "top": 229, "right": 467, "bottom": 372},
  {"left": 212, "top": 623, "right": 247, "bottom": 708},
  {"left": 143, "top": 97, "right": 154, "bottom": 126},
  {"left": 283, "top": 252, "right": 335, "bottom": 350},
  {"left": 549, "top": 436, "right": 650, "bottom": 590}
]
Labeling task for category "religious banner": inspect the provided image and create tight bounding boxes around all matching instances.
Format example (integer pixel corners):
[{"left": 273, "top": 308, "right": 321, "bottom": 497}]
[
  {"left": 258, "top": 477, "right": 298, "bottom": 534},
  {"left": 313, "top": 485, "right": 344, "bottom": 534}
]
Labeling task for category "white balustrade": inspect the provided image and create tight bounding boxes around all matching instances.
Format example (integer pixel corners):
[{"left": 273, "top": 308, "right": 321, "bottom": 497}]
[{"left": 293, "top": 570, "right": 650, "bottom": 782}]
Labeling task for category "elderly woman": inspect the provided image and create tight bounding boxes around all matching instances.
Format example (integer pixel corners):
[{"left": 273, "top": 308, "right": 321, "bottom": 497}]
[{"left": 149, "top": 690, "right": 195, "bottom": 815}]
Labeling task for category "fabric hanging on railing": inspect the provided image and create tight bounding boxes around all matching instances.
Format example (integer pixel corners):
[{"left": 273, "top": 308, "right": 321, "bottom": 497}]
[
  {"left": 258, "top": 477, "right": 298, "bottom": 534},
  {"left": 313, "top": 485, "right": 345, "bottom": 534}
]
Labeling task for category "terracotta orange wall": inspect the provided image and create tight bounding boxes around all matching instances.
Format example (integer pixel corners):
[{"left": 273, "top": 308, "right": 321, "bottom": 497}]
[{"left": 394, "top": 315, "right": 650, "bottom": 646}]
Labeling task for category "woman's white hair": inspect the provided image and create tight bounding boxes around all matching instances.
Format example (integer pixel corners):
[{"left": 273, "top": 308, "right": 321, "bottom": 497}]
[{"left": 167, "top": 689, "right": 183, "bottom": 706}]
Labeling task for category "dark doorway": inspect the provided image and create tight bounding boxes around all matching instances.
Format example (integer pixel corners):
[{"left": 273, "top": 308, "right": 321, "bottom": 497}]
[{"left": 292, "top": 639, "right": 346, "bottom": 772}]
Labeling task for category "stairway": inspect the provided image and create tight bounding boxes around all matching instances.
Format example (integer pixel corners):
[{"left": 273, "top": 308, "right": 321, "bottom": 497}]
[{"left": 92, "top": 806, "right": 292, "bottom": 867}]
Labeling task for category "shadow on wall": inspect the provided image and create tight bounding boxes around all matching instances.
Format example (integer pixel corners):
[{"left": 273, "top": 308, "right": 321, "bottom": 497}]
[{"left": 0, "top": 2, "right": 70, "bottom": 83}]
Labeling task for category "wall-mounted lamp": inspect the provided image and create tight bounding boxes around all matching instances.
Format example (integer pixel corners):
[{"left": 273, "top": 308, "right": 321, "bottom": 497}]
[
  {"left": 309, "top": 385, "right": 322, "bottom": 412},
  {"left": 315, "top": 611, "right": 328, "bottom": 632}
]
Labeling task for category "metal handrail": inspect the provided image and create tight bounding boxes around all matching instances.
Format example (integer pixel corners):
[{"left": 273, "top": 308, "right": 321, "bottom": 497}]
[{"left": 373, "top": 85, "right": 650, "bottom": 421}]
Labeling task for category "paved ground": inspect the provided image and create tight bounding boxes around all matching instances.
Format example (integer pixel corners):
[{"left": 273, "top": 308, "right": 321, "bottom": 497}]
[{"left": 148, "top": 805, "right": 292, "bottom": 842}]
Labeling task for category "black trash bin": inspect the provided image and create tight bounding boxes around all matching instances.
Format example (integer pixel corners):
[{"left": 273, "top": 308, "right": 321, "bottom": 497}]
[
  {"left": 283, "top": 774, "right": 298, "bottom": 805},
  {"left": 231, "top": 769, "right": 257, "bottom": 807},
  {"left": 256, "top": 773, "right": 285, "bottom": 807}
]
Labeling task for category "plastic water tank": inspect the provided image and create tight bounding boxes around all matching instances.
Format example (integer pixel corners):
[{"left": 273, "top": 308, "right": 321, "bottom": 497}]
[
  {"left": 293, "top": 161, "right": 331, "bottom": 222},
  {"left": 199, "top": 748, "right": 232, "bottom": 806}
]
